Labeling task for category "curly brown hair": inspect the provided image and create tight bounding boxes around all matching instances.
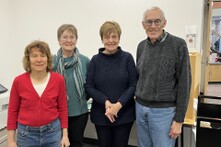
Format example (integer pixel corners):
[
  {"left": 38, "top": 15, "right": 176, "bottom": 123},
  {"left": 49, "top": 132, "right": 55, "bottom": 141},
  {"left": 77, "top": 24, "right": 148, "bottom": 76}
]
[{"left": 22, "top": 40, "right": 52, "bottom": 72}]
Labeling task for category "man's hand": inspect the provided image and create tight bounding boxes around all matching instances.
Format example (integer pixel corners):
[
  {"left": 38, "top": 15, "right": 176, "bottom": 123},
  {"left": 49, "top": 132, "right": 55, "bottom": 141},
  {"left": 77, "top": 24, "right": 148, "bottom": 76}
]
[{"left": 169, "top": 121, "right": 182, "bottom": 139}]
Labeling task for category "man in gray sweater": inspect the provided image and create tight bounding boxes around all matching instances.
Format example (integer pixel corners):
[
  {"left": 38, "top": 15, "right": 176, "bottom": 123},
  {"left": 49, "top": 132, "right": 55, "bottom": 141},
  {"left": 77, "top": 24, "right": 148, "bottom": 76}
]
[{"left": 135, "top": 6, "right": 191, "bottom": 147}]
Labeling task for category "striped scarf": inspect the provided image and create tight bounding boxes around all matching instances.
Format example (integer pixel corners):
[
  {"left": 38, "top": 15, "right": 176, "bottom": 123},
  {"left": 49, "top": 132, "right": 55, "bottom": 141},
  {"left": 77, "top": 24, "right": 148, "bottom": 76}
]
[{"left": 55, "top": 48, "right": 85, "bottom": 102}]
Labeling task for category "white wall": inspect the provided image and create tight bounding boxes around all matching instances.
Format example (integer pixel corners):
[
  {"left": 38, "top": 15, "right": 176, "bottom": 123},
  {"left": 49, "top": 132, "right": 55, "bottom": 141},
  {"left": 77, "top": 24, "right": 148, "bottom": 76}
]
[
  {"left": 0, "top": 0, "right": 16, "bottom": 90},
  {"left": 1, "top": 0, "right": 204, "bottom": 90}
]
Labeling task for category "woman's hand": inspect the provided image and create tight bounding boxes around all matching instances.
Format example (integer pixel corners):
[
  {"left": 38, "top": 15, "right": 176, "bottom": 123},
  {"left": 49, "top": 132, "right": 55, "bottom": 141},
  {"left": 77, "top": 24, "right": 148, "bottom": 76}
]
[
  {"left": 108, "top": 102, "right": 122, "bottom": 117},
  {"left": 105, "top": 100, "right": 115, "bottom": 122},
  {"left": 7, "top": 130, "right": 17, "bottom": 147},
  {"left": 105, "top": 106, "right": 116, "bottom": 123},
  {"left": 61, "top": 129, "right": 70, "bottom": 147},
  {"left": 7, "top": 141, "right": 17, "bottom": 147},
  {"left": 105, "top": 100, "right": 122, "bottom": 123}
]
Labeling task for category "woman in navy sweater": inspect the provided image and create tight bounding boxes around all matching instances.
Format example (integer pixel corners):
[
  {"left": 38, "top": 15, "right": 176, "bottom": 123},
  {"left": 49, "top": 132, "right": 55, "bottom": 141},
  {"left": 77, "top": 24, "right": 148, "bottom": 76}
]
[{"left": 85, "top": 21, "right": 137, "bottom": 147}]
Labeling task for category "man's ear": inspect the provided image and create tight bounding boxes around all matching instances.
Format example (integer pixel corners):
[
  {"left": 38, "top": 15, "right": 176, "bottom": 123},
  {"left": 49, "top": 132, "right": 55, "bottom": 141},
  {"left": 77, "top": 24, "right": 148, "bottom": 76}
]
[
  {"left": 162, "top": 19, "right": 167, "bottom": 28},
  {"left": 142, "top": 21, "right": 146, "bottom": 29}
]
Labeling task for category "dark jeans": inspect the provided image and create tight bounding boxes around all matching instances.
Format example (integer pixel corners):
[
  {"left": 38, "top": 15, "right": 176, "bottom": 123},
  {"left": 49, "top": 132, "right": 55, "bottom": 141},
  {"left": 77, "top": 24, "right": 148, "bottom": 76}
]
[
  {"left": 68, "top": 113, "right": 88, "bottom": 147},
  {"left": 95, "top": 122, "right": 133, "bottom": 147}
]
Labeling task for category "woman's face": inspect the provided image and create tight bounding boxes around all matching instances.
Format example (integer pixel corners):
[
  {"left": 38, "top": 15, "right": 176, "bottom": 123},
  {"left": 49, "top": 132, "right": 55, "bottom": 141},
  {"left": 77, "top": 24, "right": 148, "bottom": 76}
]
[
  {"left": 102, "top": 32, "right": 119, "bottom": 54},
  {"left": 59, "top": 30, "right": 77, "bottom": 52},
  {"left": 29, "top": 48, "right": 48, "bottom": 73}
]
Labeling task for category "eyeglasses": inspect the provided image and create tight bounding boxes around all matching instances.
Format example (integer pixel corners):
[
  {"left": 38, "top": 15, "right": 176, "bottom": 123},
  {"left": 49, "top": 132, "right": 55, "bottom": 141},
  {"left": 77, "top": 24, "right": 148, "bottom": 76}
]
[
  {"left": 61, "top": 35, "right": 76, "bottom": 41},
  {"left": 144, "top": 19, "right": 162, "bottom": 26}
]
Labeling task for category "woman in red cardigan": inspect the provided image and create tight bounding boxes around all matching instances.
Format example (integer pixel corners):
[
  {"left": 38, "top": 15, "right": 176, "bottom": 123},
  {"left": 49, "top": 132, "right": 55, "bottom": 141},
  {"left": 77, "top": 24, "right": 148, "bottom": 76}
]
[{"left": 7, "top": 40, "right": 70, "bottom": 147}]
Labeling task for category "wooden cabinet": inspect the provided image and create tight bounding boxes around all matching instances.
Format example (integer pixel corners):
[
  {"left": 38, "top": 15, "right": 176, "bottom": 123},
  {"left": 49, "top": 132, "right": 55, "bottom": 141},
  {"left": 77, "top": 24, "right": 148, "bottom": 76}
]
[
  {"left": 184, "top": 52, "right": 201, "bottom": 125},
  {"left": 209, "top": 63, "right": 221, "bottom": 82}
]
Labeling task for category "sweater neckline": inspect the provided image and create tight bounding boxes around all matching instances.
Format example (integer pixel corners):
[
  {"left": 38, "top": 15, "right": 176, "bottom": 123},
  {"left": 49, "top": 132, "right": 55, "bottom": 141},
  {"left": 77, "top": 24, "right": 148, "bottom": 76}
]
[
  {"left": 99, "top": 47, "right": 122, "bottom": 57},
  {"left": 147, "top": 31, "right": 169, "bottom": 46}
]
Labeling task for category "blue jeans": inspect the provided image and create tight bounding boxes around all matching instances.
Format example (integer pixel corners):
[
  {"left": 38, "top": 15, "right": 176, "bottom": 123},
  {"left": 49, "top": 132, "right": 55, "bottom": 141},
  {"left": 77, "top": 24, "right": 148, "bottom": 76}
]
[
  {"left": 17, "top": 119, "right": 61, "bottom": 147},
  {"left": 136, "top": 101, "right": 176, "bottom": 147}
]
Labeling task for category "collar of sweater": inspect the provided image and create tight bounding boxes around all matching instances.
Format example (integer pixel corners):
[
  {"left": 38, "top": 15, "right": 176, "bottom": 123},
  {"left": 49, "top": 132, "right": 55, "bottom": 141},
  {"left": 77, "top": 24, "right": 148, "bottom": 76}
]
[
  {"left": 98, "top": 47, "right": 122, "bottom": 57},
  {"left": 147, "top": 30, "right": 168, "bottom": 44}
]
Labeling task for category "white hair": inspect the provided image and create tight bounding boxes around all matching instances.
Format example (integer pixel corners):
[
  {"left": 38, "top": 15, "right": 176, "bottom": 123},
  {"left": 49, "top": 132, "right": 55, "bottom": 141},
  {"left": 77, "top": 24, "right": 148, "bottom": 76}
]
[{"left": 143, "top": 6, "right": 166, "bottom": 21}]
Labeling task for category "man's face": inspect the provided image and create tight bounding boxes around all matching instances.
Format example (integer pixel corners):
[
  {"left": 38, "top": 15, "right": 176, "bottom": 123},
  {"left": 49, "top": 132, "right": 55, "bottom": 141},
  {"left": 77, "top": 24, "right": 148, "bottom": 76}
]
[{"left": 142, "top": 9, "right": 167, "bottom": 43}]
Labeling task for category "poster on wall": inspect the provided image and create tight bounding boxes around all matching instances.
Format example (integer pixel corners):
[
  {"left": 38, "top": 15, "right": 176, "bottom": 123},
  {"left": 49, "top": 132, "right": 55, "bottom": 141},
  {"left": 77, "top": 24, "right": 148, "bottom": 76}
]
[
  {"left": 185, "top": 25, "right": 197, "bottom": 49},
  {"left": 186, "top": 34, "right": 196, "bottom": 49}
]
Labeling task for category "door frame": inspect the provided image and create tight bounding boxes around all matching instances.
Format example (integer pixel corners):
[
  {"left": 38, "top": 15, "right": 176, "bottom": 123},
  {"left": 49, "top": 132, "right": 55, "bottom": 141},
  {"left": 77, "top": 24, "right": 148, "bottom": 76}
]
[{"left": 201, "top": 0, "right": 213, "bottom": 94}]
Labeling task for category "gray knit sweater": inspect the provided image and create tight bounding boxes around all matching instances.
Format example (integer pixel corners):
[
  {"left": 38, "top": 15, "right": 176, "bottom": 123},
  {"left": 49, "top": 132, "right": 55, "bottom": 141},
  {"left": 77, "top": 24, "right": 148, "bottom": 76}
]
[{"left": 135, "top": 32, "right": 191, "bottom": 122}]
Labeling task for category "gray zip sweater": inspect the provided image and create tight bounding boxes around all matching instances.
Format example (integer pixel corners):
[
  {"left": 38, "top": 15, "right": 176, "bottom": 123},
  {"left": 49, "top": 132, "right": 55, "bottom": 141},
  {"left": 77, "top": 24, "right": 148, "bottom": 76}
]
[{"left": 135, "top": 32, "right": 191, "bottom": 122}]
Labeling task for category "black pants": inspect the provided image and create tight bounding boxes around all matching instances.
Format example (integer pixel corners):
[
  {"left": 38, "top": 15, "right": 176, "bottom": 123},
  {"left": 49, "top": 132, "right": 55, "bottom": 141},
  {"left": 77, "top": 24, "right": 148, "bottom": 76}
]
[
  {"left": 68, "top": 113, "right": 88, "bottom": 147},
  {"left": 95, "top": 122, "right": 133, "bottom": 147}
]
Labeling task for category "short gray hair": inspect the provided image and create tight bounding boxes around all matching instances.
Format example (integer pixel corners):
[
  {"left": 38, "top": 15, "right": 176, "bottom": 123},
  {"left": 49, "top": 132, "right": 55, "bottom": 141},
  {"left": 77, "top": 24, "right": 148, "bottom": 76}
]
[
  {"left": 57, "top": 24, "right": 78, "bottom": 40},
  {"left": 143, "top": 6, "right": 165, "bottom": 21}
]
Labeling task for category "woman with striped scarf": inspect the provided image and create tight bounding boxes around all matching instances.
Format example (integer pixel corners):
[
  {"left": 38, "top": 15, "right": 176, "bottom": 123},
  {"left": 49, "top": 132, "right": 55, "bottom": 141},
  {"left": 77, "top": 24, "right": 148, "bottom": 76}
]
[{"left": 53, "top": 24, "right": 90, "bottom": 147}]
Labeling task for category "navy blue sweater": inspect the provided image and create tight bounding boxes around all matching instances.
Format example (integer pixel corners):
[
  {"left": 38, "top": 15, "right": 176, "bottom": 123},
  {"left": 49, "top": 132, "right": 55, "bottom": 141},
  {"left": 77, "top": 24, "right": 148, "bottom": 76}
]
[{"left": 85, "top": 47, "right": 137, "bottom": 126}]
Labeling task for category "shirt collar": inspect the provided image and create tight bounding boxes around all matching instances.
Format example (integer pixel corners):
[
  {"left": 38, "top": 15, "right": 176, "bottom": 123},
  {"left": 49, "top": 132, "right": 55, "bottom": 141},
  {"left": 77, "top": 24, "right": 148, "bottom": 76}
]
[{"left": 147, "top": 30, "right": 168, "bottom": 44}]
